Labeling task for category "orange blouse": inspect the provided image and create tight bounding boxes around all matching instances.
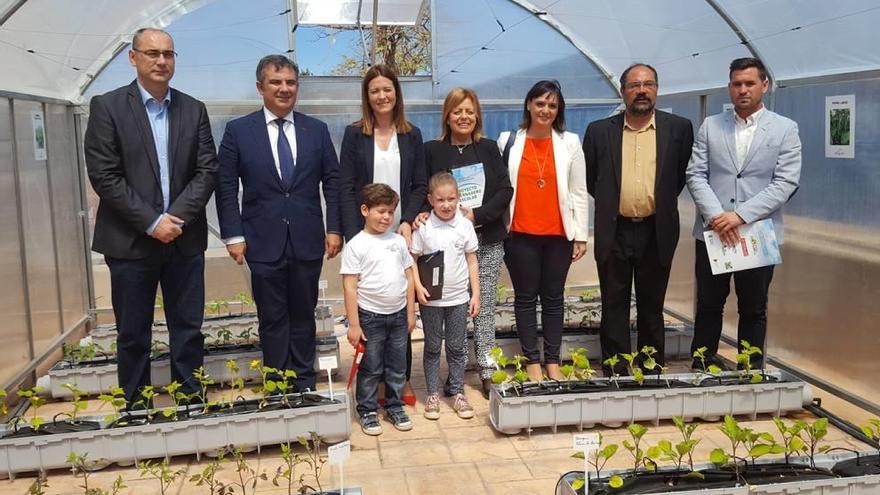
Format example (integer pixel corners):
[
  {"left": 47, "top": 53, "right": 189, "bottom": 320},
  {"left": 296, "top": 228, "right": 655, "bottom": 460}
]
[{"left": 511, "top": 137, "right": 565, "bottom": 236}]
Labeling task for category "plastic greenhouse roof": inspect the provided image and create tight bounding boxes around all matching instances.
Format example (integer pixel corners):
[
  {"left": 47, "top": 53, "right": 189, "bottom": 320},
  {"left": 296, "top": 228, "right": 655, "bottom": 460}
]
[{"left": 1, "top": 0, "right": 879, "bottom": 103}]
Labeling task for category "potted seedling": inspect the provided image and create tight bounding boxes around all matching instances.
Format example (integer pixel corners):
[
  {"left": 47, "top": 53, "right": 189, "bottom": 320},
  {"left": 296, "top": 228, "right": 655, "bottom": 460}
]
[
  {"left": 8, "top": 386, "right": 47, "bottom": 435},
  {"left": 44, "top": 384, "right": 100, "bottom": 434},
  {"left": 139, "top": 458, "right": 186, "bottom": 495},
  {"left": 602, "top": 355, "right": 621, "bottom": 388},
  {"left": 161, "top": 381, "right": 190, "bottom": 421},
  {"left": 622, "top": 424, "right": 649, "bottom": 474},
  {"left": 236, "top": 291, "right": 254, "bottom": 315},
  {"left": 297, "top": 433, "right": 327, "bottom": 494},
  {"left": 68, "top": 452, "right": 125, "bottom": 495},
  {"left": 132, "top": 385, "right": 160, "bottom": 423},
  {"left": 224, "top": 358, "right": 246, "bottom": 408},
  {"left": 570, "top": 433, "right": 623, "bottom": 492},
  {"left": 192, "top": 366, "right": 218, "bottom": 414},
  {"left": 97, "top": 386, "right": 127, "bottom": 424},
  {"left": 736, "top": 340, "right": 764, "bottom": 384},
  {"left": 672, "top": 416, "right": 701, "bottom": 471},
  {"left": 189, "top": 448, "right": 230, "bottom": 495},
  {"left": 0, "top": 388, "right": 8, "bottom": 418},
  {"left": 228, "top": 446, "right": 268, "bottom": 495},
  {"left": 272, "top": 441, "right": 303, "bottom": 495},
  {"left": 27, "top": 474, "right": 49, "bottom": 495}
]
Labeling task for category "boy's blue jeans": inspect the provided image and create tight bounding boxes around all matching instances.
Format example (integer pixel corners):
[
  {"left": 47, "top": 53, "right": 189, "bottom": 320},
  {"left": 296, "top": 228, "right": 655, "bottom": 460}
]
[{"left": 355, "top": 307, "right": 408, "bottom": 416}]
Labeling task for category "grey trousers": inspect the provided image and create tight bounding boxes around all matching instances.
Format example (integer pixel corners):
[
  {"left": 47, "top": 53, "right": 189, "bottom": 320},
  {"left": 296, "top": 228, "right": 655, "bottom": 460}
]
[
  {"left": 421, "top": 303, "right": 469, "bottom": 396},
  {"left": 473, "top": 240, "right": 504, "bottom": 379}
]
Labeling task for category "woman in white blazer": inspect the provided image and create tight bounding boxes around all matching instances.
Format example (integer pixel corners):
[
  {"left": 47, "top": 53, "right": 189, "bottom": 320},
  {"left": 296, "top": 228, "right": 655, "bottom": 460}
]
[{"left": 498, "top": 80, "right": 589, "bottom": 382}]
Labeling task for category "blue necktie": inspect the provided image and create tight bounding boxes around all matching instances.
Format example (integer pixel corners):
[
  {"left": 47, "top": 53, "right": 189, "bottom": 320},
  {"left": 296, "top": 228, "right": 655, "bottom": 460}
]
[{"left": 275, "top": 118, "right": 295, "bottom": 187}]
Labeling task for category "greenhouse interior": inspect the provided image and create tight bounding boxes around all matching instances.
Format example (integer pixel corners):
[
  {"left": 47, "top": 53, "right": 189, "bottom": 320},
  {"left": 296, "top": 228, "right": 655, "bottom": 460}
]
[{"left": 0, "top": 0, "right": 879, "bottom": 493}]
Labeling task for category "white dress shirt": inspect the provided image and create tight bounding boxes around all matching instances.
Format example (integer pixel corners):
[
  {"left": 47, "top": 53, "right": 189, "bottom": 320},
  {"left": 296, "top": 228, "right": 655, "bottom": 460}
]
[
  {"left": 734, "top": 106, "right": 764, "bottom": 171},
  {"left": 372, "top": 131, "right": 402, "bottom": 228},
  {"left": 223, "top": 107, "right": 298, "bottom": 246}
]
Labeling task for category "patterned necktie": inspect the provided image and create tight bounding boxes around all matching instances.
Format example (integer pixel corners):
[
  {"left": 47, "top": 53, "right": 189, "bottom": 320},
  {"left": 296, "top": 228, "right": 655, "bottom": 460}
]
[{"left": 275, "top": 118, "right": 295, "bottom": 186}]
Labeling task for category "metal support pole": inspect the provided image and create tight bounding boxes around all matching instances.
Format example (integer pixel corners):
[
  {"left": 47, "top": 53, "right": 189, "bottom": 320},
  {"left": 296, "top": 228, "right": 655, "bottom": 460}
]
[
  {"left": 371, "top": 0, "right": 379, "bottom": 65},
  {"left": 287, "top": 0, "right": 298, "bottom": 61}
]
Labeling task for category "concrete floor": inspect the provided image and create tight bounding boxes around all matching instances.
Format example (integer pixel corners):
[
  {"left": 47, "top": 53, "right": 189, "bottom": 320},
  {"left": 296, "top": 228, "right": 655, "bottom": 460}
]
[{"left": 1, "top": 321, "right": 874, "bottom": 495}]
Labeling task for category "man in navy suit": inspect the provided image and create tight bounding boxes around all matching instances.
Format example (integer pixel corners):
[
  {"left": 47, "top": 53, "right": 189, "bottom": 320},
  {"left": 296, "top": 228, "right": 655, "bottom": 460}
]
[{"left": 216, "top": 55, "right": 342, "bottom": 390}]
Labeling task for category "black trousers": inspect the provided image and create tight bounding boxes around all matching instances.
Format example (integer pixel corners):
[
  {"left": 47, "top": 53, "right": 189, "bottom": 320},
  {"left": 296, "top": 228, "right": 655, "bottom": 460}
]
[
  {"left": 249, "top": 239, "right": 322, "bottom": 390},
  {"left": 597, "top": 217, "right": 671, "bottom": 369},
  {"left": 106, "top": 246, "right": 205, "bottom": 406},
  {"left": 504, "top": 232, "right": 573, "bottom": 364},
  {"left": 691, "top": 240, "right": 775, "bottom": 365}
]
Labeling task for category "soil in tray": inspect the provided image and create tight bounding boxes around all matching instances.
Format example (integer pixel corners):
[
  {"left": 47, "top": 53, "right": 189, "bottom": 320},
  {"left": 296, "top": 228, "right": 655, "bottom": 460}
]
[
  {"left": 832, "top": 454, "right": 880, "bottom": 477},
  {"left": 582, "top": 464, "right": 837, "bottom": 494},
  {"left": 0, "top": 420, "right": 102, "bottom": 439},
  {"left": 52, "top": 343, "right": 262, "bottom": 370},
  {"left": 501, "top": 374, "right": 782, "bottom": 397}
]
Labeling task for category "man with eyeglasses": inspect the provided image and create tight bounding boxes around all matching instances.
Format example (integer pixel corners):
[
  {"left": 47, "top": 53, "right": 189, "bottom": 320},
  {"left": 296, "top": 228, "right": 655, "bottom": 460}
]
[
  {"left": 583, "top": 63, "right": 694, "bottom": 374},
  {"left": 85, "top": 28, "right": 217, "bottom": 407}
]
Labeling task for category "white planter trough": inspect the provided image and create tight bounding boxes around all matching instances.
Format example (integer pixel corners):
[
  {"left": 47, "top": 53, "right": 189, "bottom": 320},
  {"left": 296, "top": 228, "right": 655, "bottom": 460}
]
[
  {"left": 0, "top": 392, "right": 351, "bottom": 478},
  {"left": 469, "top": 325, "right": 694, "bottom": 366},
  {"left": 489, "top": 370, "right": 812, "bottom": 435},
  {"left": 555, "top": 453, "right": 880, "bottom": 495},
  {"left": 49, "top": 338, "right": 341, "bottom": 398}
]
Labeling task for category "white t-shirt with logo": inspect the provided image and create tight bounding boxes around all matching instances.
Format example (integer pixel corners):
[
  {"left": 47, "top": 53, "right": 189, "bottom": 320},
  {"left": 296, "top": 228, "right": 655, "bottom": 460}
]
[
  {"left": 410, "top": 211, "right": 479, "bottom": 307},
  {"left": 340, "top": 230, "right": 413, "bottom": 314}
]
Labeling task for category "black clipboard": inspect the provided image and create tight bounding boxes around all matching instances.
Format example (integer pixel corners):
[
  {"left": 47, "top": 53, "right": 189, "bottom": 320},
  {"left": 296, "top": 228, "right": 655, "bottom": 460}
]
[{"left": 417, "top": 250, "right": 444, "bottom": 301}]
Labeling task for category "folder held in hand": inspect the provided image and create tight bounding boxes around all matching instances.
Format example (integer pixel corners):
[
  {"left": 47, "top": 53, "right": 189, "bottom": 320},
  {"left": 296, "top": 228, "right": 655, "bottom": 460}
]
[{"left": 417, "top": 250, "right": 444, "bottom": 301}]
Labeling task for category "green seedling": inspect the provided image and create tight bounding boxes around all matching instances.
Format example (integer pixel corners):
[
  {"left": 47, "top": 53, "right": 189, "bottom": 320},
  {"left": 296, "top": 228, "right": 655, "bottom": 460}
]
[
  {"left": 570, "top": 347, "right": 597, "bottom": 381},
  {"left": 205, "top": 300, "right": 222, "bottom": 316},
  {"left": 27, "top": 474, "right": 49, "bottom": 495},
  {"left": 736, "top": 340, "right": 764, "bottom": 383},
  {"left": 133, "top": 385, "right": 159, "bottom": 422},
  {"left": 579, "top": 288, "right": 600, "bottom": 302},
  {"left": 161, "top": 381, "right": 189, "bottom": 420},
  {"left": 63, "top": 342, "right": 101, "bottom": 365},
  {"left": 0, "top": 388, "right": 8, "bottom": 417},
  {"left": 774, "top": 417, "right": 807, "bottom": 464},
  {"left": 795, "top": 417, "right": 831, "bottom": 468},
  {"left": 692, "top": 346, "right": 723, "bottom": 378},
  {"left": 189, "top": 449, "right": 230, "bottom": 495},
  {"left": 60, "top": 383, "right": 88, "bottom": 423},
  {"left": 488, "top": 347, "right": 528, "bottom": 395},
  {"left": 620, "top": 352, "right": 645, "bottom": 385},
  {"left": 215, "top": 328, "right": 234, "bottom": 347},
  {"left": 235, "top": 291, "right": 254, "bottom": 315},
  {"left": 673, "top": 416, "right": 701, "bottom": 470},
  {"left": 859, "top": 418, "right": 880, "bottom": 458},
  {"left": 495, "top": 283, "right": 508, "bottom": 304},
  {"left": 69, "top": 451, "right": 120, "bottom": 495},
  {"left": 640, "top": 346, "right": 670, "bottom": 387},
  {"left": 225, "top": 359, "right": 245, "bottom": 407},
  {"left": 192, "top": 367, "right": 217, "bottom": 414},
  {"left": 603, "top": 355, "right": 621, "bottom": 388},
  {"left": 155, "top": 294, "right": 164, "bottom": 309},
  {"left": 237, "top": 327, "right": 255, "bottom": 344},
  {"left": 272, "top": 441, "right": 303, "bottom": 495},
  {"left": 571, "top": 433, "right": 623, "bottom": 490},
  {"left": 711, "top": 415, "right": 750, "bottom": 482},
  {"left": 151, "top": 339, "right": 169, "bottom": 359},
  {"left": 297, "top": 433, "right": 326, "bottom": 494},
  {"left": 138, "top": 458, "right": 186, "bottom": 495},
  {"left": 16, "top": 386, "right": 46, "bottom": 431},
  {"left": 228, "top": 446, "right": 267, "bottom": 495},
  {"left": 622, "top": 423, "right": 649, "bottom": 474},
  {"left": 97, "top": 387, "right": 127, "bottom": 424},
  {"left": 742, "top": 428, "right": 784, "bottom": 464}
]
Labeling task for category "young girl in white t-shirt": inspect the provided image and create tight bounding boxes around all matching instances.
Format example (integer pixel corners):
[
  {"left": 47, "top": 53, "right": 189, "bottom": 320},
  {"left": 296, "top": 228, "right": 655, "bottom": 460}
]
[{"left": 411, "top": 172, "right": 480, "bottom": 420}]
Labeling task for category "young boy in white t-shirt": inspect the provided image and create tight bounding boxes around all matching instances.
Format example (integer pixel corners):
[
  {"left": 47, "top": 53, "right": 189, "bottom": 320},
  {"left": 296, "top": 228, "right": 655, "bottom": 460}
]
[
  {"left": 411, "top": 172, "right": 480, "bottom": 420},
  {"left": 340, "top": 183, "right": 416, "bottom": 436}
]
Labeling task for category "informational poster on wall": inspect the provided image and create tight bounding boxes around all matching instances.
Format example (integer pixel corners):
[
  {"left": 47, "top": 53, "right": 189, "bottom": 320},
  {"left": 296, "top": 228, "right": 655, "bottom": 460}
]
[
  {"left": 702, "top": 218, "right": 781, "bottom": 275},
  {"left": 32, "top": 110, "right": 47, "bottom": 161},
  {"left": 825, "top": 94, "right": 855, "bottom": 159}
]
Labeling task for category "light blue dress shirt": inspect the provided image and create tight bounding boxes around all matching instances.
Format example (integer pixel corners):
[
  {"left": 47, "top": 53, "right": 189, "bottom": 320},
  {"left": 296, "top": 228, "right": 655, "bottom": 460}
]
[{"left": 138, "top": 81, "right": 172, "bottom": 235}]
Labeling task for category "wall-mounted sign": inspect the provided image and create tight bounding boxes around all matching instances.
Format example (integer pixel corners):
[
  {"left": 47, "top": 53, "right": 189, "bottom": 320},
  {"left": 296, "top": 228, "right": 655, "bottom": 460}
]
[
  {"left": 825, "top": 94, "right": 855, "bottom": 159},
  {"left": 32, "top": 110, "right": 47, "bottom": 161}
]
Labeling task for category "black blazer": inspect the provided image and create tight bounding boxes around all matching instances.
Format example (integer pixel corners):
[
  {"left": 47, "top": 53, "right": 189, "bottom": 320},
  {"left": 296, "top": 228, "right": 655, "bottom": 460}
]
[
  {"left": 85, "top": 80, "right": 218, "bottom": 259},
  {"left": 583, "top": 110, "right": 694, "bottom": 266},
  {"left": 339, "top": 123, "right": 428, "bottom": 241},
  {"left": 423, "top": 137, "right": 513, "bottom": 244}
]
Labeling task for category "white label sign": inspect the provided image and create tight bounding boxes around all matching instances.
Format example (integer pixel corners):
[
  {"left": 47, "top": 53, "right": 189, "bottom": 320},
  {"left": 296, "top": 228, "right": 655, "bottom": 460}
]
[
  {"left": 318, "top": 279, "right": 328, "bottom": 290},
  {"left": 318, "top": 355, "right": 338, "bottom": 371},
  {"left": 328, "top": 440, "right": 351, "bottom": 465},
  {"left": 573, "top": 433, "right": 600, "bottom": 451}
]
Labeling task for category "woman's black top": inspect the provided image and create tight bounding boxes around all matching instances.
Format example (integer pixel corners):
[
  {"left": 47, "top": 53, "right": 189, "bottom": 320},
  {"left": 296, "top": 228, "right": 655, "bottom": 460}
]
[{"left": 423, "top": 137, "right": 513, "bottom": 244}]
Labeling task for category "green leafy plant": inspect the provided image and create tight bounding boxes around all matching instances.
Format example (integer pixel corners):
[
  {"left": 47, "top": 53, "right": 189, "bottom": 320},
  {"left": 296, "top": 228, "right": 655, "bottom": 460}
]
[
  {"left": 27, "top": 473, "right": 49, "bottom": 495},
  {"left": 640, "top": 346, "right": 670, "bottom": 387},
  {"left": 63, "top": 342, "right": 102, "bottom": 365},
  {"left": 189, "top": 449, "right": 231, "bottom": 495},
  {"left": 228, "top": 446, "right": 267, "bottom": 495},
  {"left": 155, "top": 294, "right": 165, "bottom": 309},
  {"left": 672, "top": 416, "right": 701, "bottom": 471},
  {"left": 133, "top": 385, "right": 159, "bottom": 422},
  {"left": 60, "top": 383, "right": 89, "bottom": 423},
  {"left": 138, "top": 458, "right": 186, "bottom": 495},
  {"left": 859, "top": 419, "right": 880, "bottom": 458},
  {"left": 0, "top": 388, "right": 8, "bottom": 417},
  {"left": 161, "top": 381, "right": 188, "bottom": 420},
  {"left": 205, "top": 300, "right": 222, "bottom": 316},
  {"left": 495, "top": 283, "right": 509, "bottom": 304},
  {"left": 250, "top": 360, "right": 279, "bottom": 409},
  {"left": 272, "top": 441, "right": 303, "bottom": 495},
  {"left": 192, "top": 367, "right": 218, "bottom": 414},
  {"left": 773, "top": 417, "right": 807, "bottom": 464},
  {"left": 69, "top": 452, "right": 125, "bottom": 495},
  {"left": 742, "top": 428, "right": 784, "bottom": 464},
  {"left": 736, "top": 340, "right": 764, "bottom": 384},
  {"left": 620, "top": 351, "right": 645, "bottom": 385},
  {"left": 603, "top": 355, "right": 621, "bottom": 388},
  {"left": 297, "top": 433, "right": 328, "bottom": 494},
  {"left": 571, "top": 433, "right": 623, "bottom": 490},
  {"left": 692, "top": 346, "right": 723, "bottom": 377},
  {"left": 622, "top": 423, "right": 649, "bottom": 474},
  {"left": 16, "top": 386, "right": 46, "bottom": 431},
  {"left": 97, "top": 387, "right": 127, "bottom": 424},
  {"left": 711, "top": 415, "right": 749, "bottom": 482},
  {"left": 488, "top": 347, "right": 529, "bottom": 394},
  {"left": 213, "top": 327, "right": 235, "bottom": 347},
  {"left": 237, "top": 327, "right": 255, "bottom": 344},
  {"left": 579, "top": 288, "right": 600, "bottom": 302},
  {"left": 795, "top": 417, "right": 831, "bottom": 468},
  {"left": 225, "top": 359, "right": 245, "bottom": 407},
  {"left": 151, "top": 339, "right": 169, "bottom": 359},
  {"left": 235, "top": 292, "right": 254, "bottom": 315}
]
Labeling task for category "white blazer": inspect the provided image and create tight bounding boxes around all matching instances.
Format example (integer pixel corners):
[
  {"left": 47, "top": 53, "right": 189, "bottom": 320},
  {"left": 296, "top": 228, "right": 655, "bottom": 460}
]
[{"left": 498, "top": 129, "right": 589, "bottom": 242}]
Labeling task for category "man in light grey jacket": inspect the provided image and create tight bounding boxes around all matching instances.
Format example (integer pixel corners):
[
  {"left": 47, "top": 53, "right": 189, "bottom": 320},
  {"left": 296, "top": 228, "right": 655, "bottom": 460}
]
[{"left": 686, "top": 57, "right": 801, "bottom": 370}]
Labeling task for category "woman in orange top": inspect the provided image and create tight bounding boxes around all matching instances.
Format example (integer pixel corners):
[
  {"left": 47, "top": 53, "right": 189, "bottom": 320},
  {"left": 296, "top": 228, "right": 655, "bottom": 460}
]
[{"left": 498, "top": 80, "right": 589, "bottom": 381}]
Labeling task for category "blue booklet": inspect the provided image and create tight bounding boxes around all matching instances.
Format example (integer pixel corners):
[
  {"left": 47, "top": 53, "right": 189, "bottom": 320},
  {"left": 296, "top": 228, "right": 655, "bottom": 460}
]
[
  {"left": 451, "top": 163, "right": 485, "bottom": 208},
  {"left": 703, "top": 218, "right": 782, "bottom": 274}
]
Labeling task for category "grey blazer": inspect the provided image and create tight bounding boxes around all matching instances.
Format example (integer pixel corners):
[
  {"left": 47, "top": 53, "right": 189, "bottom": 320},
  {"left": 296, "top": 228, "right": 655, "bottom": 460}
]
[{"left": 686, "top": 108, "right": 801, "bottom": 243}]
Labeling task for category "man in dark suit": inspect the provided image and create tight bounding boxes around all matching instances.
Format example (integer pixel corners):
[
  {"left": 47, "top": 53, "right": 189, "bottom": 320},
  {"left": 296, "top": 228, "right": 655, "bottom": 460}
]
[
  {"left": 583, "top": 63, "right": 694, "bottom": 372},
  {"left": 85, "top": 28, "right": 218, "bottom": 406},
  {"left": 215, "top": 55, "right": 342, "bottom": 391}
]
